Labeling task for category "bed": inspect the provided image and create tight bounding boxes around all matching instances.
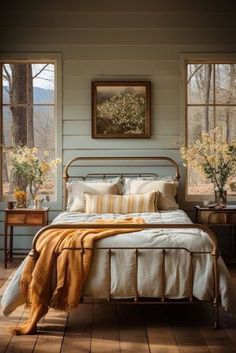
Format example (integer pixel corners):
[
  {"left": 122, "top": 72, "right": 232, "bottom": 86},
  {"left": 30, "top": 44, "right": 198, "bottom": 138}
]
[{"left": 1, "top": 156, "right": 236, "bottom": 333}]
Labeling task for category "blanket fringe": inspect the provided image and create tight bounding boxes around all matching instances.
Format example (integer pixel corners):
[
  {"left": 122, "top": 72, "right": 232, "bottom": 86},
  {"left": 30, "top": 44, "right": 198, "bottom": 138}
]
[
  {"left": 20, "top": 256, "right": 36, "bottom": 299},
  {"left": 11, "top": 218, "right": 144, "bottom": 335}
]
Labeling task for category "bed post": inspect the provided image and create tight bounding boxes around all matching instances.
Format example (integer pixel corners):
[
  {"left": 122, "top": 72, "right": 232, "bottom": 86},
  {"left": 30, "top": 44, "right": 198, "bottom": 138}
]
[
  {"left": 212, "top": 250, "right": 220, "bottom": 328},
  {"left": 63, "top": 167, "right": 69, "bottom": 212}
]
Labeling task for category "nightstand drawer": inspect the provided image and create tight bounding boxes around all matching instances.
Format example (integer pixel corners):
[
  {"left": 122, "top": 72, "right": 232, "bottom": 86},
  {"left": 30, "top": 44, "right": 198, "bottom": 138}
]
[
  {"left": 7, "top": 212, "right": 44, "bottom": 225},
  {"left": 4, "top": 207, "right": 49, "bottom": 268},
  {"left": 195, "top": 205, "right": 236, "bottom": 261},
  {"left": 196, "top": 206, "right": 236, "bottom": 225},
  {"left": 197, "top": 211, "right": 227, "bottom": 224},
  {"left": 25, "top": 213, "right": 44, "bottom": 224},
  {"left": 7, "top": 213, "right": 27, "bottom": 224}
]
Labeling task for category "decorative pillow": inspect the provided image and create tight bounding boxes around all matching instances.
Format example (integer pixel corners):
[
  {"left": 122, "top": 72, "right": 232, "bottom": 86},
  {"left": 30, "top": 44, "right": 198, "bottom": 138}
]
[
  {"left": 122, "top": 176, "right": 176, "bottom": 194},
  {"left": 124, "top": 178, "right": 179, "bottom": 210},
  {"left": 83, "top": 191, "right": 158, "bottom": 214},
  {"left": 66, "top": 179, "right": 121, "bottom": 212}
]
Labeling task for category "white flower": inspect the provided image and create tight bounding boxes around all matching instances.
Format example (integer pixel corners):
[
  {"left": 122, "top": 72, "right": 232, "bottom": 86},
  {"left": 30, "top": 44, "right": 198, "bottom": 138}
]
[{"left": 181, "top": 127, "right": 236, "bottom": 190}]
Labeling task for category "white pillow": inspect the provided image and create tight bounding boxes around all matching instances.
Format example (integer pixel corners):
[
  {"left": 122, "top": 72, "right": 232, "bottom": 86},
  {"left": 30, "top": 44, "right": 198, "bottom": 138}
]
[
  {"left": 122, "top": 176, "right": 175, "bottom": 194},
  {"left": 124, "top": 178, "right": 179, "bottom": 210},
  {"left": 66, "top": 179, "right": 121, "bottom": 212}
]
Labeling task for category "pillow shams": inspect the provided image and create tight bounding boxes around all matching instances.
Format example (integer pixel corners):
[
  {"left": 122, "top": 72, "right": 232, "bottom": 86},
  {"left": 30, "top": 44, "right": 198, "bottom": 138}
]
[
  {"left": 122, "top": 175, "right": 175, "bottom": 194},
  {"left": 84, "top": 191, "right": 158, "bottom": 214},
  {"left": 66, "top": 179, "right": 120, "bottom": 212},
  {"left": 124, "top": 178, "right": 178, "bottom": 210}
]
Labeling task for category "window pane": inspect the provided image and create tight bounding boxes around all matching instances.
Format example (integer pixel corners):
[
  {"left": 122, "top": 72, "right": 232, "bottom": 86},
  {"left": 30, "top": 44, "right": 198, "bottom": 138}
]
[
  {"left": 187, "top": 105, "right": 236, "bottom": 196},
  {"left": 215, "top": 64, "right": 236, "bottom": 104},
  {"left": 33, "top": 64, "right": 54, "bottom": 104},
  {"left": 11, "top": 63, "right": 28, "bottom": 104},
  {"left": 2, "top": 106, "right": 12, "bottom": 147},
  {"left": 2, "top": 106, "right": 12, "bottom": 195},
  {"left": 2, "top": 64, "right": 11, "bottom": 104},
  {"left": 2, "top": 105, "right": 28, "bottom": 195},
  {"left": 215, "top": 106, "right": 236, "bottom": 195},
  {"left": 215, "top": 106, "right": 236, "bottom": 143},
  {"left": 33, "top": 106, "right": 55, "bottom": 151},
  {"left": 187, "top": 64, "right": 213, "bottom": 104},
  {"left": 33, "top": 106, "right": 55, "bottom": 199},
  {"left": 188, "top": 168, "right": 214, "bottom": 195},
  {"left": 187, "top": 106, "right": 214, "bottom": 144},
  {"left": 6, "top": 106, "right": 28, "bottom": 145},
  {"left": 187, "top": 106, "right": 214, "bottom": 196}
]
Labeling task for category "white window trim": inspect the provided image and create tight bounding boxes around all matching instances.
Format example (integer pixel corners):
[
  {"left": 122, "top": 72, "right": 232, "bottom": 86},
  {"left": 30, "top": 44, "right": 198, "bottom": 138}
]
[
  {"left": 179, "top": 52, "right": 236, "bottom": 202},
  {"left": 0, "top": 52, "right": 63, "bottom": 211}
]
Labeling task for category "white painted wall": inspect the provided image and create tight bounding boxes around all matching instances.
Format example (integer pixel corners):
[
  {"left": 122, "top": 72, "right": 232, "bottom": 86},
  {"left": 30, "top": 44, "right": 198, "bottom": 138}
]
[{"left": 0, "top": 0, "right": 236, "bottom": 251}]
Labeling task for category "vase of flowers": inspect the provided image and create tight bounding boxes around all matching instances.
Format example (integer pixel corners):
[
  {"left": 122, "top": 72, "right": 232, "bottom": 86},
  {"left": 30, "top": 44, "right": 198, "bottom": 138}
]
[
  {"left": 181, "top": 127, "right": 236, "bottom": 206},
  {"left": 9, "top": 145, "right": 61, "bottom": 207}
]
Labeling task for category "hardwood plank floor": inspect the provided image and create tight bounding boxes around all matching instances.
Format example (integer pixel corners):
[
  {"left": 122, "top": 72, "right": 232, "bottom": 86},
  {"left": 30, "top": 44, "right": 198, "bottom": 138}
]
[{"left": 1, "top": 260, "right": 236, "bottom": 353}]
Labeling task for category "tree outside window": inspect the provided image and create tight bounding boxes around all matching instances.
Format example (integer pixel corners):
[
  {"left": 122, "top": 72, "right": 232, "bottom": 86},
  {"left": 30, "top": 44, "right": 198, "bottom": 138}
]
[
  {"left": 1, "top": 61, "right": 56, "bottom": 199},
  {"left": 186, "top": 61, "right": 236, "bottom": 198}
]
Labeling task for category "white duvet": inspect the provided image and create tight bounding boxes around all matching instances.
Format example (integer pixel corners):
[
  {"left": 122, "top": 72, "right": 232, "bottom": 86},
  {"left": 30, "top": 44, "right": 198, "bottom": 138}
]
[{"left": 1, "top": 210, "right": 236, "bottom": 316}]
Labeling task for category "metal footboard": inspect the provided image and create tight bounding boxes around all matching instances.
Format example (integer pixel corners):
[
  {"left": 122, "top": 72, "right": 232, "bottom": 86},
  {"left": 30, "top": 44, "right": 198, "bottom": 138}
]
[{"left": 30, "top": 222, "right": 220, "bottom": 329}]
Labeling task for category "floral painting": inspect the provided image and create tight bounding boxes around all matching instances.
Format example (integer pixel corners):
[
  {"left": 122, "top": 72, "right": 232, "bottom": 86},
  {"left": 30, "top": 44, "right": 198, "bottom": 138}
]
[{"left": 92, "top": 81, "right": 151, "bottom": 138}]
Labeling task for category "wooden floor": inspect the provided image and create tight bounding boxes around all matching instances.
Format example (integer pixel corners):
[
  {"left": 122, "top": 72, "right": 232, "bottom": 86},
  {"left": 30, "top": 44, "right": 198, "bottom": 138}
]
[{"left": 1, "top": 261, "right": 236, "bottom": 353}]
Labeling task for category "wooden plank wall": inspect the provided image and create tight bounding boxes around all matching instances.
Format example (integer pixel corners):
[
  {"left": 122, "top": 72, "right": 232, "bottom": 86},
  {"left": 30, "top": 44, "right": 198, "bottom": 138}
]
[{"left": 0, "top": 0, "right": 236, "bottom": 254}]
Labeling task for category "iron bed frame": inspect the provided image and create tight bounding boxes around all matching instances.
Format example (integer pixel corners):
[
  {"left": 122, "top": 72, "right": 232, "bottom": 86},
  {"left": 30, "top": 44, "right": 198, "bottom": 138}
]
[{"left": 30, "top": 156, "right": 220, "bottom": 328}]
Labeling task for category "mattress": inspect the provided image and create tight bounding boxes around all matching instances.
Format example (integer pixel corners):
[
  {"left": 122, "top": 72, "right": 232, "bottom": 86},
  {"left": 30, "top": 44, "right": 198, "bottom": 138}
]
[{"left": 1, "top": 210, "right": 235, "bottom": 316}]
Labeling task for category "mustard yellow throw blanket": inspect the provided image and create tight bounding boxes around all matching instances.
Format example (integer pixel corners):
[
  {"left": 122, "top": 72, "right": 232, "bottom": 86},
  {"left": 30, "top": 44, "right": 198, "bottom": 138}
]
[{"left": 11, "top": 217, "right": 144, "bottom": 335}]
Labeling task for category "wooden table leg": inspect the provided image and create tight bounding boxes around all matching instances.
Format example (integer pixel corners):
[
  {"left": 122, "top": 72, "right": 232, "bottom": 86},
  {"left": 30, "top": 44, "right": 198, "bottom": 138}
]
[
  {"left": 4, "top": 223, "right": 8, "bottom": 269},
  {"left": 9, "top": 226, "right": 13, "bottom": 261}
]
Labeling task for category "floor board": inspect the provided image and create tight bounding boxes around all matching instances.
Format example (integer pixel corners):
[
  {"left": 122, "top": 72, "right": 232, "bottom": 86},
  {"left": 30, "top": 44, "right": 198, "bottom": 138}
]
[
  {"left": 61, "top": 305, "right": 92, "bottom": 353},
  {"left": 1, "top": 261, "right": 236, "bottom": 353}
]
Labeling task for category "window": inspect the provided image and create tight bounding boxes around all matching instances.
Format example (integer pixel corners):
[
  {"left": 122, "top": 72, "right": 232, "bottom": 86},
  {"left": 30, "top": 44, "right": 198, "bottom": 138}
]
[
  {"left": 185, "top": 59, "right": 236, "bottom": 199},
  {"left": 0, "top": 56, "right": 62, "bottom": 204}
]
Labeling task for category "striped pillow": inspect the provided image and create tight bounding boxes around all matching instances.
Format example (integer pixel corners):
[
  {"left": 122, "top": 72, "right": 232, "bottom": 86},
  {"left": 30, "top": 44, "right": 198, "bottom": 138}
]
[{"left": 83, "top": 191, "right": 158, "bottom": 214}]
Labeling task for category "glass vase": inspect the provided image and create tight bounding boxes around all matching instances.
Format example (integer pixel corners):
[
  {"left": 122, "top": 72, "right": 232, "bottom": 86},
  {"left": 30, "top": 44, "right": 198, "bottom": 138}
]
[
  {"left": 214, "top": 188, "right": 227, "bottom": 205},
  {"left": 27, "top": 184, "right": 39, "bottom": 207}
]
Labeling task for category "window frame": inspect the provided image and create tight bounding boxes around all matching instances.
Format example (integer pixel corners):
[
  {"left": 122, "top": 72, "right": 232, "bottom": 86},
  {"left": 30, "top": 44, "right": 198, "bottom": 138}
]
[
  {"left": 0, "top": 53, "right": 62, "bottom": 210},
  {"left": 180, "top": 53, "right": 236, "bottom": 202}
]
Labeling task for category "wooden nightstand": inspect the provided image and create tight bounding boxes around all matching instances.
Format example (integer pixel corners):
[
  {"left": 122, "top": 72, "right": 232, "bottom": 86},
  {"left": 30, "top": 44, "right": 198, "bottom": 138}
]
[
  {"left": 195, "top": 205, "right": 236, "bottom": 258},
  {"left": 4, "top": 207, "right": 49, "bottom": 268}
]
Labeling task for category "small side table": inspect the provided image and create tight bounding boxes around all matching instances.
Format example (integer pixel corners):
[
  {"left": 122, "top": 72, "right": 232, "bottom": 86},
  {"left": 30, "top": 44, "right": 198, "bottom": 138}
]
[
  {"left": 195, "top": 205, "right": 236, "bottom": 258},
  {"left": 4, "top": 207, "right": 49, "bottom": 268}
]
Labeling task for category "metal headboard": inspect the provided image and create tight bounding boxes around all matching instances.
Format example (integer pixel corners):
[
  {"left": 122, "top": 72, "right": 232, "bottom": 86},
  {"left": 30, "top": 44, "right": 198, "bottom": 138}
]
[{"left": 63, "top": 156, "right": 181, "bottom": 210}]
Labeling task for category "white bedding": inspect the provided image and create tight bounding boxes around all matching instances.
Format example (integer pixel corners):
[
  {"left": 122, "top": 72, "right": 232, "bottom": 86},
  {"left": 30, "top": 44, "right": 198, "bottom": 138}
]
[{"left": 1, "top": 210, "right": 235, "bottom": 316}]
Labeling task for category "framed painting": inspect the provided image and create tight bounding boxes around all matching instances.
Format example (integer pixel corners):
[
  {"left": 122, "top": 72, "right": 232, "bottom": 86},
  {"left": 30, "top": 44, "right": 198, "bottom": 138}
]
[{"left": 91, "top": 81, "right": 151, "bottom": 138}]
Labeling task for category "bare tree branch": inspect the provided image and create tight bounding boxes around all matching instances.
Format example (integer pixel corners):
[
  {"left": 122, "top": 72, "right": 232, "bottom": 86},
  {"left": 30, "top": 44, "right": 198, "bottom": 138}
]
[
  {"left": 187, "top": 64, "right": 203, "bottom": 84},
  {"left": 42, "top": 68, "right": 54, "bottom": 73},
  {"left": 34, "top": 77, "right": 54, "bottom": 84},
  {"left": 33, "top": 64, "right": 49, "bottom": 79},
  {"left": 3, "top": 65, "right": 11, "bottom": 84},
  {"left": 3, "top": 86, "right": 9, "bottom": 94}
]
